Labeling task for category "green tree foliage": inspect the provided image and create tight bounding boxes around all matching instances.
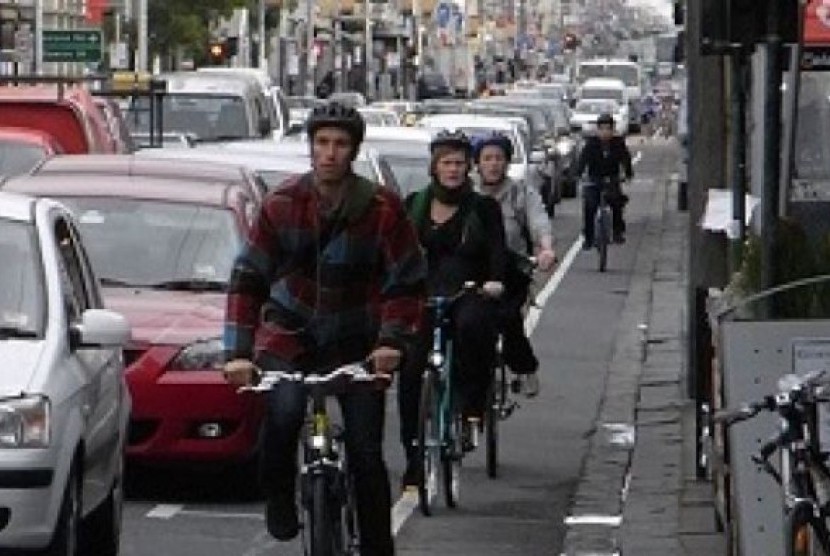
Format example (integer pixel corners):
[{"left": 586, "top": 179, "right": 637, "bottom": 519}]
[{"left": 147, "top": 0, "right": 247, "bottom": 64}]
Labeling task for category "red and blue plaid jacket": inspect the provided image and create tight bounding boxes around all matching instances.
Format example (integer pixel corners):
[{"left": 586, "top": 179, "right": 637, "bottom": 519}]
[{"left": 224, "top": 172, "right": 427, "bottom": 370}]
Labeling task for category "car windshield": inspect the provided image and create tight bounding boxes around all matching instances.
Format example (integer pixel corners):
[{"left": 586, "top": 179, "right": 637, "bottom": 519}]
[
  {"left": 375, "top": 154, "right": 431, "bottom": 197},
  {"left": 576, "top": 100, "right": 619, "bottom": 114},
  {"left": 255, "top": 159, "right": 377, "bottom": 189},
  {"left": 582, "top": 88, "right": 624, "bottom": 103},
  {"left": 580, "top": 64, "right": 639, "bottom": 87},
  {"left": 127, "top": 94, "right": 250, "bottom": 141},
  {"left": 0, "top": 140, "right": 48, "bottom": 177},
  {"left": 58, "top": 198, "right": 242, "bottom": 288},
  {"left": 0, "top": 220, "right": 44, "bottom": 337}
]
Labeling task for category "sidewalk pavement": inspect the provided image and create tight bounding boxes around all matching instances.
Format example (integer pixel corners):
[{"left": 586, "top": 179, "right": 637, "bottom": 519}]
[{"left": 560, "top": 161, "right": 728, "bottom": 555}]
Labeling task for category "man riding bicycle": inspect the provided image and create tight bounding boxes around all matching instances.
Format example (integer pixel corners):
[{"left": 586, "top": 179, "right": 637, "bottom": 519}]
[
  {"left": 575, "top": 113, "right": 633, "bottom": 249},
  {"left": 473, "top": 131, "right": 556, "bottom": 397},
  {"left": 398, "top": 130, "right": 507, "bottom": 489},
  {"left": 222, "top": 102, "right": 427, "bottom": 555}
]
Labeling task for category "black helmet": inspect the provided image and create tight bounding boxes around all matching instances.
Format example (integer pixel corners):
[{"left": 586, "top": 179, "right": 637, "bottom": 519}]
[
  {"left": 306, "top": 102, "right": 366, "bottom": 145},
  {"left": 429, "top": 129, "right": 472, "bottom": 156},
  {"left": 472, "top": 131, "right": 514, "bottom": 162},
  {"left": 596, "top": 113, "right": 615, "bottom": 127}
]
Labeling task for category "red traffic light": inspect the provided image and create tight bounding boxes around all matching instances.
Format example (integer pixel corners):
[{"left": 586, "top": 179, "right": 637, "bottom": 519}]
[{"left": 208, "top": 41, "right": 227, "bottom": 64}]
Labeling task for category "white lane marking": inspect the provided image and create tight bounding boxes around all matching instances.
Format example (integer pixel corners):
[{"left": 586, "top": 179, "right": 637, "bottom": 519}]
[
  {"left": 179, "top": 508, "right": 263, "bottom": 520},
  {"left": 632, "top": 151, "right": 642, "bottom": 166},
  {"left": 524, "top": 236, "right": 582, "bottom": 335},
  {"left": 146, "top": 504, "right": 184, "bottom": 519},
  {"left": 564, "top": 514, "right": 623, "bottom": 526},
  {"left": 391, "top": 490, "right": 418, "bottom": 535}
]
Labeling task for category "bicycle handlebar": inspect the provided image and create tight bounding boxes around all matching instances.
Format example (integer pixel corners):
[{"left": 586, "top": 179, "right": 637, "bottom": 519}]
[{"left": 237, "top": 361, "right": 390, "bottom": 394}]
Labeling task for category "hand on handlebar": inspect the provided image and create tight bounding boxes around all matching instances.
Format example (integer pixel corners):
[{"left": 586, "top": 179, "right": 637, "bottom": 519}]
[
  {"left": 536, "top": 248, "right": 557, "bottom": 272},
  {"left": 367, "top": 346, "right": 402, "bottom": 379},
  {"left": 223, "top": 358, "right": 260, "bottom": 387},
  {"left": 481, "top": 281, "right": 504, "bottom": 299}
]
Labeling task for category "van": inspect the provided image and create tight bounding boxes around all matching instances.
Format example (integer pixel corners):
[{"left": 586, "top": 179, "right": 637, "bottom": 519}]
[
  {"left": 196, "top": 67, "right": 290, "bottom": 139},
  {"left": 0, "top": 85, "right": 118, "bottom": 154},
  {"left": 579, "top": 78, "right": 630, "bottom": 131},
  {"left": 143, "top": 72, "right": 272, "bottom": 141}
]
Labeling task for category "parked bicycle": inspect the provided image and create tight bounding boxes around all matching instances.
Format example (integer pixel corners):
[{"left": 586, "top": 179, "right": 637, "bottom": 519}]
[
  {"left": 714, "top": 370, "right": 830, "bottom": 556},
  {"left": 239, "top": 362, "right": 389, "bottom": 556}
]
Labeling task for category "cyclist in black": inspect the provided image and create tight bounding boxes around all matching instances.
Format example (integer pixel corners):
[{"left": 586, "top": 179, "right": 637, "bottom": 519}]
[
  {"left": 398, "top": 130, "right": 507, "bottom": 489},
  {"left": 575, "top": 113, "right": 633, "bottom": 249}
]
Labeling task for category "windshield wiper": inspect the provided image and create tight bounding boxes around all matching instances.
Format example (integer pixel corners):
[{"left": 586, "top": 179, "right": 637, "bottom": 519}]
[
  {"left": 0, "top": 326, "right": 39, "bottom": 339},
  {"left": 147, "top": 279, "right": 227, "bottom": 292}
]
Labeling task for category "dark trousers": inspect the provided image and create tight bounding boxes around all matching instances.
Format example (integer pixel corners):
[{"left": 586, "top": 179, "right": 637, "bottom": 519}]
[
  {"left": 261, "top": 382, "right": 394, "bottom": 556},
  {"left": 499, "top": 279, "right": 539, "bottom": 376},
  {"left": 398, "top": 295, "right": 498, "bottom": 457},
  {"left": 583, "top": 184, "right": 625, "bottom": 245}
]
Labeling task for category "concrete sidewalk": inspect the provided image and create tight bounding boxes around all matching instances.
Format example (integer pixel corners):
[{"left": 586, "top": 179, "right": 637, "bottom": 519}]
[{"left": 560, "top": 160, "right": 727, "bottom": 555}]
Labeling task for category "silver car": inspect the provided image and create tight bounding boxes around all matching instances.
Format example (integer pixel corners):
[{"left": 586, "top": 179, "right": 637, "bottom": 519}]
[{"left": 0, "top": 192, "right": 131, "bottom": 555}]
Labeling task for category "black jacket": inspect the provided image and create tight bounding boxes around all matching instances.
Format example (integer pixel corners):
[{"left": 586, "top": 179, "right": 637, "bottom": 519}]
[{"left": 576, "top": 136, "right": 633, "bottom": 184}]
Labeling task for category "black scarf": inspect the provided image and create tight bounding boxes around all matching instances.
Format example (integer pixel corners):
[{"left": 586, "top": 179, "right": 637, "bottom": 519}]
[{"left": 430, "top": 179, "right": 473, "bottom": 206}]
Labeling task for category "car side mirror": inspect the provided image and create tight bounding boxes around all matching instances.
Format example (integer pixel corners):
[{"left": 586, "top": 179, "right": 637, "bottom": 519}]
[{"left": 71, "top": 309, "right": 131, "bottom": 350}]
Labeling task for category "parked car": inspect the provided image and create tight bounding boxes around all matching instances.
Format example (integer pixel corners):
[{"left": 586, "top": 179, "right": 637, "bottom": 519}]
[
  {"left": 0, "top": 85, "right": 119, "bottom": 153},
  {"left": 2, "top": 171, "right": 265, "bottom": 471},
  {"left": 0, "top": 127, "right": 63, "bottom": 177},
  {"left": 0, "top": 191, "right": 131, "bottom": 555}
]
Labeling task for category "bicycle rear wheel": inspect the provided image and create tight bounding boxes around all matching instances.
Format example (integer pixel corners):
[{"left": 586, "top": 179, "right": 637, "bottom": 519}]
[
  {"left": 417, "top": 370, "right": 439, "bottom": 516},
  {"left": 443, "top": 413, "right": 462, "bottom": 508},
  {"left": 310, "top": 474, "right": 334, "bottom": 556},
  {"left": 786, "top": 504, "right": 830, "bottom": 556},
  {"left": 485, "top": 369, "right": 500, "bottom": 479}
]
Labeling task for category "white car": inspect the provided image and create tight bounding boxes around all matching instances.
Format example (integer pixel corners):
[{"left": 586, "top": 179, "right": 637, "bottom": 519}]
[
  {"left": 578, "top": 78, "right": 631, "bottom": 134},
  {"left": 0, "top": 192, "right": 131, "bottom": 554},
  {"left": 416, "top": 113, "right": 530, "bottom": 185},
  {"left": 570, "top": 99, "right": 628, "bottom": 136}
]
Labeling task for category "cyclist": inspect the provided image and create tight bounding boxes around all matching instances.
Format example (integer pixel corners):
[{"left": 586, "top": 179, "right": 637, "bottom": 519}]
[
  {"left": 575, "top": 113, "right": 633, "bottom": 249},
  {"left": 473, "top": 131, "right": 557, "bottom": 397},
  {"left": 398, "top": 129, "right": 507, "bottom": 488},
  {"left": 222, "top": 102, "right": 427, "bottom": 555}
]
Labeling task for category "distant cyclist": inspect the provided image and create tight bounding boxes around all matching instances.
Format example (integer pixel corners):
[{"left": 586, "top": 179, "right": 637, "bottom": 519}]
[
  {"left": 575, "top": 113, "right": 633, "bottom": 249},
  {"left": 222, "top": 102, "right": 427, "bottom": 555},
  {"left": 398, "top": 129, "right": 507, "bottom": 489},
  {"left": 473, "top": 131, "right": 556, "bottom": 397}
]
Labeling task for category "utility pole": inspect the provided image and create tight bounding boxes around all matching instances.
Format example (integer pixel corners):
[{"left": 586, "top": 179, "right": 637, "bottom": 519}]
[
  {"left": 258, "top": 0, "right": 266, "bottom": 69},
  {"left": 137, "top": 0, "right": 148, "bottom": 71},
  {"left": 306, "top": 0, "right": 315, "bottom": 95},
  {"left": 729, "top": 49, "right": 748, "bottom": 275},
  {"left": 365, "top": 0, "right": 373, "bottom": 100},
  {"left": 334, "top": 0, "right": 343, "bottom": 92},
  {"left": 34, "top": 0, "right": 43, "bottom": 74}
]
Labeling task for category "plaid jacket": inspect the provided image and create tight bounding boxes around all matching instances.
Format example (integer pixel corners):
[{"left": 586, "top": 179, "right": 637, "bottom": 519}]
[{"left": 224, "top": 172, "right": 427, "bottom": 370}]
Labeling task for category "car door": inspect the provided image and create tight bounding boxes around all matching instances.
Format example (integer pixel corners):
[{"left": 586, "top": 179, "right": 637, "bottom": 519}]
[{"left": 53, "top": 215, "right": 122, "bottom": 511}]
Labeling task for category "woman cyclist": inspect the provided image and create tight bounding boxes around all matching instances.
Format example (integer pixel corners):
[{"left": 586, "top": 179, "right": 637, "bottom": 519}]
[
  {"left": 473, "top": 132, "right": 557, "bottom": 397},
  {"left": 398, "top": 129, "right": 507, "bottom": 489}
]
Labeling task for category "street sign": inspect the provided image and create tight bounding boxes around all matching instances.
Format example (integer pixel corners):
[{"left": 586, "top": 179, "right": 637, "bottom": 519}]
[{"left": 43, "top": 29, "right": 103, "bottom": 63}]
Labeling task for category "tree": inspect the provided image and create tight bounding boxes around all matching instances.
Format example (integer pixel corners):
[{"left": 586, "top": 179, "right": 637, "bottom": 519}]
[{"left": 148, "top": 0, "right": 247, "bottom": 67}]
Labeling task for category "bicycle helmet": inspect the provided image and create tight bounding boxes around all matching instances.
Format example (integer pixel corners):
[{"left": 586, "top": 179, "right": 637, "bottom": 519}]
[
  {"left": 429, "top": 129, "right": 472, "bottom": 156},
  {"left": 306, "top": 101, "right": 366, "bottom": 146},
  {"left": 472, "top": 131, "right": 514, "bottom": 162},
  {"left": 596, "top": 113, "right": 615, "bottom": 127}
]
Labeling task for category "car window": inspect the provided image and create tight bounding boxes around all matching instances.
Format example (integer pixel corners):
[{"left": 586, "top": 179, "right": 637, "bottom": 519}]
[
  {"left": 0, "top": 219, "right": 45, "bottom": 335},
  {"left": 54, "top": 217, "right": 91, "bottom": 322},
  {"left": 376, "top": 157, "right": 402, "bottom": 197},
  {"left": 0, "top": 140, "right": 48, "bottom": 177}
]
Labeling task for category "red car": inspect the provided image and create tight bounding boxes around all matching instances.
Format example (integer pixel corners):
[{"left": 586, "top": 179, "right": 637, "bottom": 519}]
[
  {"left": 0, "top": 127, "right": 63, "bottom": 177},
  {"left": 2, "top": 164, "right": 265, "bottom": 468}
]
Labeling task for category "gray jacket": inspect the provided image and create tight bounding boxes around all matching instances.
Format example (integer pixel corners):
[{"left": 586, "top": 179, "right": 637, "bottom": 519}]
[{"left": 478, "top": 177, "right": 552, "bottom": 256}]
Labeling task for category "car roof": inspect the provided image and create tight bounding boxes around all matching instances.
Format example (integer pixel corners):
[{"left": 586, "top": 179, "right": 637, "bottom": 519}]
[
  {"left": 582, "top": 78, "right": 627, "bottom": 88},
  {"left": 418, "top": 114, "right": 516, "bottom": 130},
  {"left": 157, "top": 72, "right": 255, "bottom": 95},
  {"left": 364, "top": 126, "right": 435, "bottom": 142},
  {"left": 3, "top": 172, "right": 250, "bottom": 208},
  {"left": 0, "top": 191, "right": 36, "bottom": 222},
  {"left": 32, "top": 154, "right": 253, "bottom": 183},
  {"left": 135, "top": 148, "right": 312, "bottom": 173}
]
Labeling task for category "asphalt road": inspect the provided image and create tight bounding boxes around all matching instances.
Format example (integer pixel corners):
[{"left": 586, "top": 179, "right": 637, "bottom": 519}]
[{"left": 119, "top": 137, "right": 679, "bottom": 556}]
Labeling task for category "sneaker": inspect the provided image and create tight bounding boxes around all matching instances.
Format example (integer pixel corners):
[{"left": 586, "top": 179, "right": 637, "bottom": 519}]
[
  {"left": 582, "top": 238, "right": 593, "bottom": 250},
  {"left": 265, "top": 491, "right": 299, "bottom": 541},
  {"left": 521, "top": 373, "right": 540, "bottom": 398}
]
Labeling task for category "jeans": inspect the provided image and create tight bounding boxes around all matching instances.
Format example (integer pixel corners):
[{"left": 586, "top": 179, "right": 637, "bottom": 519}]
[
  {"left": 260, "top": 379, "right": 394, "bottom": 556},
  {"left": 398, "top": 294, "right": 498, "bottom": 458},
  {"left": 582, "top": 184, "right": 625, "bottom": 245}
]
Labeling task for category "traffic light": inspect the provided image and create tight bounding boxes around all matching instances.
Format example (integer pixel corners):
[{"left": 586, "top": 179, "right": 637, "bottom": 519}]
[
  {"left": 208, "top": 41, "right": 227, "bottom": 65},
  {"left": 563, "top": 33, "right": 579, "bottom": 51}
]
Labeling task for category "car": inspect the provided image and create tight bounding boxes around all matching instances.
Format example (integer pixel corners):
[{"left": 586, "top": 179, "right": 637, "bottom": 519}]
[
  {"left": 328, "top": 91, "right": 367, "bottom": 108},
  {"left": 0, "top": 191, "right": 131, "bottom": 554},
  {"left": 0, "top": 85, "right": 119, "bottom": 154},
  {"left": 358, "top": 107, "right": 400, "bottom": 127},
  {"left": 570, "top": 98, "right": 627, "bottom": 135},
  {"left": 29, "top": 153, "right": 268, "bottom": 204},
  {"left": 578, "top": 78, "right": 631, "bottom": 135},
  {"left": 417, "top": 113, "right": 530, "bottom": 186},
  {"left": 2, "top": 172, "right": 266, "bottom": 472},
  {"left": 363, "top": 126, "right": 437, "bottom": 196},
  {"left": 0, "top": 127, "right": 63, "bottom": 177},
  {"left": 417, "top": 72, "right": 453, "bottom": 100}
]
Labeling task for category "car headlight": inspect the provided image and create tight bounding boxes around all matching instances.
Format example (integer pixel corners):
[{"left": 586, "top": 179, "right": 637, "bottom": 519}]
[
  {"left": 428, "top": 351, "right": 445, "bottom": 369},
  {"left": 0, "top": 396, "right": 50, "bottom": 448},
  {"left": 171, "top": 338, "right": 224, "bottom": 371}
]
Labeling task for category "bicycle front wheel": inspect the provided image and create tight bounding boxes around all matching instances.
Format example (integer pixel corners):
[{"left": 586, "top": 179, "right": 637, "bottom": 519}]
[
  {"left": 786, "top": 504, "right": 830, "bottom": 556},
  {"left": 596, "top": 207, "right": 610, "bottom": 272},
  {"left": 443, "top": 413, "right": 462, "bottom": 508},
  {"left": 310, "top": 474, "right": 335, "bottom": 556},
  {"left": 417, "top": 370, "right": 439, "bottom": 516}
]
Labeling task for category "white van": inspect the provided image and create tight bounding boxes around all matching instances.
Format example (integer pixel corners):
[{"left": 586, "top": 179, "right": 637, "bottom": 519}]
[{"left": 579, "top": 78, "right": 630, "bottom": 135}]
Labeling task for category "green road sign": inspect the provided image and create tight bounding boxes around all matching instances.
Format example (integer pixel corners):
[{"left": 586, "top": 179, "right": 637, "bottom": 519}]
[{"left": 43, "top": 29, "right": 102, "bottom": 63}]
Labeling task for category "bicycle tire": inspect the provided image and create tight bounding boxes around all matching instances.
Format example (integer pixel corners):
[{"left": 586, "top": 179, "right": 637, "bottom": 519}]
[
  {"left": 443, "top": 413, "right": 462, "bottom": 508},
  {"left": 596, "top": 206, "right": 610, "bottom": 272},
  {"left": 786, "top": 505, "right": 830, "bottom": 556},
  {"left": 486, "top": 370, "right": 500, "bottom": 479},
  {"left": 417, "top": 370, "right": 439, "bottom": 517},
  {"left": 310, "top": 474, "right": 334, "bottom": 556},
  {"left": 339, "top": 459, "right": 359, "bottom": 555}
]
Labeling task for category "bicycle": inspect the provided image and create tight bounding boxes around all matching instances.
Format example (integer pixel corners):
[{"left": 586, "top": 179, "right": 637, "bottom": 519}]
[
  {"left": 590, "top": 177, "right": 615, "bottom": 272},
  {"left": 714, "top": 370, "right": 830, "bottom": 556},
  {"left": 239, "top": 362, "right": 389, "bottom": 556},
  {"left": 485, "top": 254, "right": 538, "bottom": 479},
  {"left": 417, "top": 282, "right": 479, "bottom": 516}
]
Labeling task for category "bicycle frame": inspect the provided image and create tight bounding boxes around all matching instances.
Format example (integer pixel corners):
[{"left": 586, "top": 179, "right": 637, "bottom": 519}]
[{"left": 428, "top": 296, "right": 455, "bottom": 444}]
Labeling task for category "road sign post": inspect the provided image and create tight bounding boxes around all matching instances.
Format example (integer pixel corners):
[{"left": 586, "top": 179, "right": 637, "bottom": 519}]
[{"left": 42, "top": 30, "right": 103, "bottom": 63}]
